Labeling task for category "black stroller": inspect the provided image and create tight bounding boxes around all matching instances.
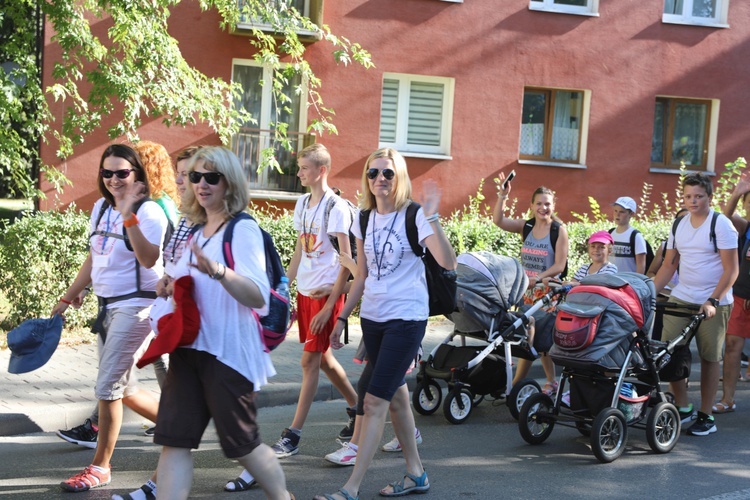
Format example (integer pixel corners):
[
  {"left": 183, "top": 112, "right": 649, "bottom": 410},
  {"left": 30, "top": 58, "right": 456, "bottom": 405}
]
[
  {"left": 517, "top": 272, "right": 704, "bottom": 463},
  {"left": 412, "top": 252, "right": 567, "bottom": 424}
]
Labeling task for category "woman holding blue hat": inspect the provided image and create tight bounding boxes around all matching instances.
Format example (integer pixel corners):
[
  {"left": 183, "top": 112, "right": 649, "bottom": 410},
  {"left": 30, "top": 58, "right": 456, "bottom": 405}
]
[{"left": 51, "top": 143, "right": 169, "bottom": 493}]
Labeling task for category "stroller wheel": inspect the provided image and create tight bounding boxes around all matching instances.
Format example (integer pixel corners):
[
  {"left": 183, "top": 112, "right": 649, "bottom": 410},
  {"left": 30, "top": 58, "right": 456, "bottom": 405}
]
[
  {"left": 646, "top": 402, "right": 680, "bottom": 454},
  {"left": 507, "top": 378, "right": 542, "bottom": 421},
  {"left": 443, "top": 388, "right": 473, "bottom": 424},
  {"left": 412, "top": 380, "right": 442, "bottom": 416},
  {"left": 590, "top": 408, "right": 628, "bottom": 463},
  {"left": 518, "top": 393, "right": 555, "bottom": 445}
]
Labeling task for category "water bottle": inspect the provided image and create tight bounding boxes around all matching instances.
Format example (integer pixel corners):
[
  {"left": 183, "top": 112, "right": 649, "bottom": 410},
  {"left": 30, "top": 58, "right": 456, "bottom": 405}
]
[{"left": 262, "top": 277, "right": 291, "bottom": 334}]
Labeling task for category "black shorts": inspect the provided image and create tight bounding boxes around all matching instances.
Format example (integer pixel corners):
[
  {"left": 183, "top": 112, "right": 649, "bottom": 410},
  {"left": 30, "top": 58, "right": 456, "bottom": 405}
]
[{"left": 154, "top": 348, "right": 261, "bottom": 459}]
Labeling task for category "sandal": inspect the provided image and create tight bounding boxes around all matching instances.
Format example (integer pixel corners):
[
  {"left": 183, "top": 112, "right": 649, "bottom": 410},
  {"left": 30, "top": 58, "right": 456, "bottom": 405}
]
[
  {"left": 379, "top": 470, "right": 430, "bottom": 497},
  {"left": 542, "top": 381, "right": 559, "bottom": 396},
  {"left": 224, "top": 476, "right": 256, "bottom": 492},
  {"left": 712, "top": 401, "right": 736, "bottom": 414},
  {"left": 314, "top": 488, "right": 359, "bottom": 500}
]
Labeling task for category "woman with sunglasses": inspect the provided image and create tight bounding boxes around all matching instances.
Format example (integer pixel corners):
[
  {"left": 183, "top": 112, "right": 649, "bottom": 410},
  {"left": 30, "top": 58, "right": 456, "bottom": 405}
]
[
  {"left": 153, "top": 147, "right": 292, "bottom": 500},
  {"left": 315, "top": 148, "right": 456, "bottom": 500},
  {"left": 52, "top": 144, "right": 169, "bottom": 492},
  {"left": 493, "top": 177, "right": 569, "bottom": 397}
]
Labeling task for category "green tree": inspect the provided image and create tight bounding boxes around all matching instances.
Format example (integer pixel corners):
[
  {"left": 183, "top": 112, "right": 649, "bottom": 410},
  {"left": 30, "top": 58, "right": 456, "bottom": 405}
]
[{"left": 1, "top": 0, "right": 373, "bottom": 199}]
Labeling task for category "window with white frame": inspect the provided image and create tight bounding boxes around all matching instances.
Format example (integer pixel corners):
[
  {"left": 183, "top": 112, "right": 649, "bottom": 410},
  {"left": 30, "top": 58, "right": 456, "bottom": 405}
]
[
  {"left": 236, "top": 0, "right": 322, "bottom": 38},
  {"left": 519, "top": 88, "right": 586, "bottom": 164},
  {"left": 663, "top": 0, "right": 729, "bottom": 27},
  {"left": 529, "top": 0, "right": 599, "bottom": 16},
  {"left": 651, "top": 97, "right": 713, "bottom": 170},
  {"left": 231, "top": 60, "right": 310, "bottom": 193},
  {"left": 379, "top": 74, "right": 454, "bottom": 157}
]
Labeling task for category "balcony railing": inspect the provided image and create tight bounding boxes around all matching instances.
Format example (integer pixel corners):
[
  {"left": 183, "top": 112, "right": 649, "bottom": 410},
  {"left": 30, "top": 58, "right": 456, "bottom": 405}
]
[{"left": 231, "top": 128, "right": 315, "bottom": 194}]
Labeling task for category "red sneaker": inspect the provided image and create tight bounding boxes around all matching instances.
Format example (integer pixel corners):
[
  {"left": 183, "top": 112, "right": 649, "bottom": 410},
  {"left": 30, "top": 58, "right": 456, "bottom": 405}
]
[{"left": 60, "top": 465, "right": 111, "bottom": 492}]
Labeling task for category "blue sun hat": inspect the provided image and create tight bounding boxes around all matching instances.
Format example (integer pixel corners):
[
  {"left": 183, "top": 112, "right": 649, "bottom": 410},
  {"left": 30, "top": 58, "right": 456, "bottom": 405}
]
[{"left": 7, "top": 315, "right": 64, "bottom": 374}]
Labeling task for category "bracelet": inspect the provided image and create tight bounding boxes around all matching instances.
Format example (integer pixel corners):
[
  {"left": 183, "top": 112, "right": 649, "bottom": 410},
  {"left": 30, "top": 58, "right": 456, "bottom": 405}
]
[
  {"left": 499, "top": 194, "right": 509, "bottom": 200},
  {"left": 425, "top": 213, "right": 440, "bottom": 223},
  {"left": 210, "top": 263, "right": 226, "bottom": 280},
  {"left": 59, "top": 298, "right": 72, "bottom": 305},
  {"left": 123, "top": 213, "right": 139, "bottom": 228},
  {"left": 337, "top": 316, "right": 348, "bottom": 324}
]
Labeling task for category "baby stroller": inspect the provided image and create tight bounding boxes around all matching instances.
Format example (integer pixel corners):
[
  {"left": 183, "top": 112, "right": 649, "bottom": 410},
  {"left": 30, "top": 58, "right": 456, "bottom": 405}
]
[
  {"left": 517, "top": 272, "right": 704, "bottom": 463},
  {"left": 412, "top": 252, "right": 568, "bottom": 424}
]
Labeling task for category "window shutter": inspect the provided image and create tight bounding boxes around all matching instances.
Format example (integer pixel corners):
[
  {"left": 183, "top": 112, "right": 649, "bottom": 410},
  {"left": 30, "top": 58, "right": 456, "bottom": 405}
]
[
  {"left": 379, "top": 79, "right": 399, "bottom": 143},
  {"left": 407, "top": 81, "right": 444, "bottom": 146}
]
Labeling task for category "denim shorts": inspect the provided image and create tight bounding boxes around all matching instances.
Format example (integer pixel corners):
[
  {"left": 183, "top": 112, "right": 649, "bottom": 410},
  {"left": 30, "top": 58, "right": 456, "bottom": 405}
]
[{"left": 361, "top": 318, "right": 426, "bottom": 401}]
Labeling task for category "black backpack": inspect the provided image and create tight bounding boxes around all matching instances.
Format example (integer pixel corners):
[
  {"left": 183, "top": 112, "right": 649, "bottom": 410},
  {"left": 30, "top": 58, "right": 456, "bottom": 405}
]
[
  {"left": 521, "top": 218, "right": 568, "bottom": 279},
  {"left": 607, "top": 228, "right": 655, "bottom": 272},
  {"left": 190, "top": 212, "right": 291, "bottom": 352},
  {"left": 311, "top": 192, "right": 358, "bottom": 263},
  {"left": 359, "top": 202, "right": 457, "bottom": 317}
]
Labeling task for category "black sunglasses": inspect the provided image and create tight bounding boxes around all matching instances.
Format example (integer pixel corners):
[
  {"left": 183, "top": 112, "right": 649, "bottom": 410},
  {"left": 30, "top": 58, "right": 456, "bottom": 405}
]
[
  {"left": 100, "top": 168, "right": 135, "bottom": 179},
  {"left": 188, "top": 171, "right": 224, "bottom": 185},
  {"left": 366, "top": 168, "right": 396, "bottom": 180}
]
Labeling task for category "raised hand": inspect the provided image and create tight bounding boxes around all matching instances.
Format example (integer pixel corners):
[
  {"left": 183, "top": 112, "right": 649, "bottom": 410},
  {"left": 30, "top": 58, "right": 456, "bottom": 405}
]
[
  {"left": 119, "top": 180, "right": 147, "bottom": 217},
  {"left": 421, "top": 179, "right": 442, "bottom": 216}
]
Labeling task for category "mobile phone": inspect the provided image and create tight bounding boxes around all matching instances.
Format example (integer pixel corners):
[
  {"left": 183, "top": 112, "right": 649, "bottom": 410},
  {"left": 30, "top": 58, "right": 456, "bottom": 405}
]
[{"left": 502, "top": 170, "right": 516, "bottom": 190}]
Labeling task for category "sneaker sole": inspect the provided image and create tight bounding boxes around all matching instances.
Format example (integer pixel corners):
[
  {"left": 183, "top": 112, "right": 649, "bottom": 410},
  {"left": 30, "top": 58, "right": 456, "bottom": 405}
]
[
  {"left": 274, "top": 448, "right": 300, "bottom": 458},
  {"left": 325, "top": 456, "right": 356, "bottom": 466},
  {"left": 337, "top": 432, "right": 354, "bottom": 440},
  {"left": 687, "top": 425, "right": 717, "bottom": 436},
  {"left": 55, "top": 432, "right": 97, "bottom": 449},
  {"left": 60, "top": 479, "right": 110, "bottom": 492}
]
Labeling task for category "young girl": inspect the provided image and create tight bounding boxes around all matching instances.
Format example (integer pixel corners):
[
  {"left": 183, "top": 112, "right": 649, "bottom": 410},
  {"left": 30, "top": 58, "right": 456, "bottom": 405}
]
[{"left": 571, "top": 230, "right": 618, "bottom": 283}]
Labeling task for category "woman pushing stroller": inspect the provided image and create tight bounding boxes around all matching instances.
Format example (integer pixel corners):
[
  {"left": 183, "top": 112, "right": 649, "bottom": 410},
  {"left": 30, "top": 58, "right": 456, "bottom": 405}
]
[{"left": 493, "top": 174, "right": 569, "bottom": 395}]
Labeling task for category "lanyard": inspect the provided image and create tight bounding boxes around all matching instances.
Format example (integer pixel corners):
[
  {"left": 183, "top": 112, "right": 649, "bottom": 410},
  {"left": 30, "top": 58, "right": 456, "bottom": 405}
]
[
  {"left": 101, "top": 206, "right": 121, "bottom": 252},
  {"left": 302, "top": 192, "right": 327, "bottom": 253},
  {"left": 188, "top": 220, "right": 227, "bottom": 270},
  {"left": 372, "top": 210, "right": 399, "bottom": 280}
]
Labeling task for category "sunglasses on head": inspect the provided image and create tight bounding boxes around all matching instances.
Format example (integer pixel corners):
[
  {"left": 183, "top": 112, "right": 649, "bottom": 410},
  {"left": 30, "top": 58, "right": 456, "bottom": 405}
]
[
  {"left": 188, "top": 171, "right": 224, "bottom": 185},
  {"left": 366, "top": 168, "right": 395, "bottom": 180},
  {"left": 100, "top": 168, "right": 135, "bottom": 179}
]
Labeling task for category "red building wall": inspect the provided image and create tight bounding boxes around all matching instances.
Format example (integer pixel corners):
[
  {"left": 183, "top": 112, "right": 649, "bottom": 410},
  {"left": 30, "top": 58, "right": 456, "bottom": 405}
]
[{"left": 40, "top": 0, "right": 750, "bottom": 220}]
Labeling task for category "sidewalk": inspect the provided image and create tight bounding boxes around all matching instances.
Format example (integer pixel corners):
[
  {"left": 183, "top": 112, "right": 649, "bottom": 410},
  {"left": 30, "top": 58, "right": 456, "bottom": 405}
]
[{"left": 0, "top": 319, "right": 457, "bottom": 437}]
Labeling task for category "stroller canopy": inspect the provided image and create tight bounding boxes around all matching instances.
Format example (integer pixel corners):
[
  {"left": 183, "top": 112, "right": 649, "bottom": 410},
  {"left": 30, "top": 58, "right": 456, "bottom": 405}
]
[{"left": 449, "top": 252, "right": 528, "bottom": 335}]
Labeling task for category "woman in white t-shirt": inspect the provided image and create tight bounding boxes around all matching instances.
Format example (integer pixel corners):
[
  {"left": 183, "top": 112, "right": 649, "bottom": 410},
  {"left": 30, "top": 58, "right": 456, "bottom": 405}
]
[
  {"left": 315, "top": 148, "right": 457, "bottom": 500},
  {"left": 153, "top": 147, "right": 291, "bottom": 499},
  {"left": 53, "top": 144, "right": 168, "bottom": 492}
]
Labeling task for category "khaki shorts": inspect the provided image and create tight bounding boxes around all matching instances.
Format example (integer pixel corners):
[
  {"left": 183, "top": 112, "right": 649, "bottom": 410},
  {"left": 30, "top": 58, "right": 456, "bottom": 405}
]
[
  {"left": 662, "top": 297, "right": 731, "bottom": 363},
  {"left": 95, "top": 305, "right": 154, "bottom": 400}
]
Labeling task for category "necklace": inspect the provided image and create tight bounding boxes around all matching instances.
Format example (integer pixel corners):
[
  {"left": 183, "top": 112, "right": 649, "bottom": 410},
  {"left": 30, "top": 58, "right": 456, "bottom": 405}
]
[{"left": 302, "top": 192, "right": 327, "bottom": 253}]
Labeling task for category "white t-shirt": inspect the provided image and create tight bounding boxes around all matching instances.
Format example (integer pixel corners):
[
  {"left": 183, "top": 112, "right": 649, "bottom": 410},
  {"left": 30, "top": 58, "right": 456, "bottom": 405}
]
[
  {"left": 89, "top": 198, "right": 168, "bottom": 308},
  {"left": 351, "top": 205, "right": 434, "bottom": 322},
  {"left": 668, "top": 211, "right": 737, "bottom": 305},
  {"left": 609, "top": 226, "right": 647, "bottom": 273},
  {"left": 172, "top": 218, "right": 275, "bottom": 389},
  {"left": 293, "top": 192, "right": 351, "bottom": 295}
]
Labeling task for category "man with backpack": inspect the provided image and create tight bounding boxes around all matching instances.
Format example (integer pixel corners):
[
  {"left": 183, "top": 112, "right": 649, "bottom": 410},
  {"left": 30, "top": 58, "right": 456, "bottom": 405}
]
[
  {"left": 609, "top": 196, "right": 649, "bottom": 274},
  {"left": 270, "top": 143, "right": 358, "bottom": 458},
  {"left": 654, "top": 173, "right": 738, "bottom": 437}
]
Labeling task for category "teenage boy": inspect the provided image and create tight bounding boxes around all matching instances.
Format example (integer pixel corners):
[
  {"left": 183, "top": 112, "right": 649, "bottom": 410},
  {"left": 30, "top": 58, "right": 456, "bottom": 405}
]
[
  {"left": 271, "top": 143, "right": 358, "bottom": 457},
  {"left": 609, "top": 196, "right": 647, "bottom": 274},
  {"left": 654, "top": 173, "right": 738, "bottom": 436}
]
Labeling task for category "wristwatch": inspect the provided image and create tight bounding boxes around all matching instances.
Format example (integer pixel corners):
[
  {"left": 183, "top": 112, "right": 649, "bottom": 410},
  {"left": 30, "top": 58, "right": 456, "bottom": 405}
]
[{"left": 707, "top": 297, "right": 720, "bottom": 308}]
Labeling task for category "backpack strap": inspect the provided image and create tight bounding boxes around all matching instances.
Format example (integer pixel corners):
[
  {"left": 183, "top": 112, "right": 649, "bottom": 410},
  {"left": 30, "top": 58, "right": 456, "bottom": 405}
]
[
  {"left": 671, "top": 212, "right": 719, "bottom": 253},
  {"left": 550, "top": 220, "right": 560, "bottom": 252},
  {"left": 629, "top": 229, "right": 639, "bottom": 257},
  {"left": 221, "top": 212, "right": 251, "bottom": 270},
  {"left": 359, "top": 209, "right": 371, "bottom": 246},
  {"left": 405, "top": 202, "right": 423, "bottom": 257},
  {"left": 522, "top": 218, "right": 535, "bottom": 243}
]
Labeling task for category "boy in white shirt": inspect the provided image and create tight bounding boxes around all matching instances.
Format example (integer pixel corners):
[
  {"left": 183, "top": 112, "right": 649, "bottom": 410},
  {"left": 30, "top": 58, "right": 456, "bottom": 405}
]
[
  {"left": 271, "top": 143, "right": 358, "bottom": 457},
  {"left": 609, "top": 196, "right": 648, "bottom": 274}
]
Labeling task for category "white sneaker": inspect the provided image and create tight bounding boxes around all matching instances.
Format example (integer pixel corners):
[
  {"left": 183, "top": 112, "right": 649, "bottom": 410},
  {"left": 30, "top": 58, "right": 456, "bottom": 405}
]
[
  {"left": 325, "top": 440, "right": 357, "bottom": 466},
  {"left": 381, "top": 428, "right": 423, "bottom": 452}
]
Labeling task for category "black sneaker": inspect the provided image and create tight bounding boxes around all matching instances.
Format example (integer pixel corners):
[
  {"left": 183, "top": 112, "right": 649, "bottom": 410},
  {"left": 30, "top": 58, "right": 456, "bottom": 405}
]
[
  {"left": 678, "top": 404, "right": 696, "bottom": 425},
  {"left": 271, "top": 428, "right": 300, "bottom": 458},
  {"left": 338, "top": 407, "right": 356, "bottom": 440},
  {"left": 742, "top": 352, "right": 749, "bottom": 368},
  {"left": 144, "top": 426, "right": 156, "bottom": 437},
  {"left": 687, "top": 412, "right": 717, "bottom": 436},
  {"left": 56, "top": 418, "right": 98, "bottom": 449}
]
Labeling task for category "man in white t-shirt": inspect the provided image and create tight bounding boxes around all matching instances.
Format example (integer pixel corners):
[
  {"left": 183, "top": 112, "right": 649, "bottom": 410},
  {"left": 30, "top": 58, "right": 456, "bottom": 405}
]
[
  {"left": 609, "top": 196, "right": 647, "bottom": 274},
  {"left": 654, "top": 173, "right": 738, "bottom": 437},
  {"left": 269, "top": 143, "right": 358, "bottom": 459}
]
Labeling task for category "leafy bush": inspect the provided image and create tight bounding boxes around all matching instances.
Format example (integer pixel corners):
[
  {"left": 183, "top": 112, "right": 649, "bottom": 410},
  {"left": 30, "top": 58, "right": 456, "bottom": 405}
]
[{"left": 0, "top": 205, "right": 97, "bottom": 330}]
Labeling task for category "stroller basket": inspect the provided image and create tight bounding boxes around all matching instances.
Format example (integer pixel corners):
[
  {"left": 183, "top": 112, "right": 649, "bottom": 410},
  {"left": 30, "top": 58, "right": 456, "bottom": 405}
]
[{"left": 617, "top": 393, "right": 650, "bottom": 423}]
